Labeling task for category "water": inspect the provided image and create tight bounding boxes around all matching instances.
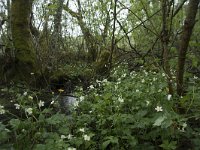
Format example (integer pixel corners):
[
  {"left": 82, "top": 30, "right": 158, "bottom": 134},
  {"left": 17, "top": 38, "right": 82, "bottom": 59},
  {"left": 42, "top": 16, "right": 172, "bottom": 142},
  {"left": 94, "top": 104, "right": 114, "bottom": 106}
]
[{"left": 59, "top": 95, "right": 77, "bottom": 114}]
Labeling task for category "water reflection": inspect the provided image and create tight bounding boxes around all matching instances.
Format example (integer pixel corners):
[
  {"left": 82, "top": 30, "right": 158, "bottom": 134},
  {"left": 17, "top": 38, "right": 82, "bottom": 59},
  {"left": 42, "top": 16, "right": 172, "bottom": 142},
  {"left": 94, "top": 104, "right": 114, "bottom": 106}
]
[{"left": 59, "top": 95, "right": 77, "bottom": 114}]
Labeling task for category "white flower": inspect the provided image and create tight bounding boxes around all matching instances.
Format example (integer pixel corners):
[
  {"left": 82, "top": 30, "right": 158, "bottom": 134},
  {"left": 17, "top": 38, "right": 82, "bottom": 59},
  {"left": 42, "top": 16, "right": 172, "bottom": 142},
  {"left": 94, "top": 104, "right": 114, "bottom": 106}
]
[
  {"left": 162, "top": 73, "right": 166, "bottom": 77},
  {"left": 38, "top": 100, "right": 44, "bottom": 108},
  {"left": 67, "top": 134, "right": 73, "bottom": 140},
  {"left": 68, "top": 147, "right": 76, "bottom": 150},
  {"left": 153, "top": 77, "right": 157, "bottom": 81},
  {"left": 28, "top": 96, "right": 33, "bottom": 100},
  {"left": 50, "top": 100, "right": 55, "bottom": 105},
  {"left": 30, "top": 72, "right": 34, "bottom": 75},
  {"left": 79, "top": 128, "right": 85, "bottom": 132},
  {"left": 102, "top": 79, "right": 108, "bottom": 83},
  {"left": 23, "top": 92, "right": 28, "bottom": 96},
  {"left": 141, "top": 79, "right": 145, "bottom": 83},
  {"left": 14, "top": 104, "right": 20, "bottom": 109},
  {"left": 117, "top": 78, "right": 121, "bottom": 82},
  {"left": 155, "top": 106, "right": 163, "bottom": 112},
  {"left": 25, "top": 108, "right": 33, "bottom": 115},
  {"left": 194, "top": 76, "right": 198, "bottom": 79},
  {"left": 144, "top": 70, "right": 148, "bottom": 76},
  {"left": 118, "top": 97, "right": 124, "bottom": 103},
  {"left": 96, "top": 79, "right": 101, "bottom": 83},
  {"left": 80, "top": 96, "right": 85, "bottom": 101},
  {"left": 22, "top": 129, "right": 26, "bottom": 132},
  {"left": 73, "top": 101, "right": 79, "bottom": 107},
  {"left": 89, "top": 85, "right": 94, "bottom": 89},
  {"left": 83, "top": 134, "right": 90, "bottom": 141},
  {"left": 61, "top": 135, "right": 67, "bottom": 139},
  {"left": 0, "top": 105, "right": 5, "bottom": 114},
  {"left": 158, "top": 89, "right": 162, "bottom": 92},
  {"left": 167, "top": 94, "right": 172, "bottom": 100},
  {"left": 136, "top": 89, "right": 139, "bottom": 92},
  {"left": 122, "top": 73, "right": 126, "bottom": 78},
  {"left": 182, "top": 122, "right": 187, "bottom": 128},
  {"left": 61, "top": 135, "right": 68, "bottom": 139},
  {"left": 116, "top": 81, "right": 121, "bottom": 85},
  {"left": 146, "top": 101, "right": 150, "bottom": 106}
]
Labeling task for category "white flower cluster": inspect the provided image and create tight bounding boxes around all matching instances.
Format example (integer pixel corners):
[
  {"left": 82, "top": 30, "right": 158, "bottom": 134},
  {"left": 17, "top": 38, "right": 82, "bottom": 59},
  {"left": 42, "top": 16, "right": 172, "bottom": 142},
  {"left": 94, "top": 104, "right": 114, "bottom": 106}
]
[
  {"left": 80, "top": 96, "right": 85, "bottom": 101},
  {"left": 155, "top": 106, "right": 163, "bottom": 112},
  {"left": 61, "top": 134, "right": 73, "bottom": 140},
  {"left": 167, "top": 94, "right": 172, "bottom": 100},
  {"left": 25, "top": 108, "right": 33, "bottom": 115},
  {"left": 0, "top": 105, "right": 5, "bottom": 114},
  {"left": 79, "top": 128, "right": 91, "bottom": 141},
  {"left": 28, "top": 96, "right": 33, "bottom": 100},
  {"left": 83, "top": 134, "right": 90, "bottom": 141},
  {"left": 14, "top": 104, "right": 20, "bottom": 109},
  {"left": 23, "top": 92, "right": 28, "bottom": 96},
  {"left": 38, "top": 100, "right": 44, "bottom": 108},
  {"left": 72, "top": 96, "right": 85, "bottom": 108},
  {"left": 118, "top": 96, "right": 124, "bottom": 103}
]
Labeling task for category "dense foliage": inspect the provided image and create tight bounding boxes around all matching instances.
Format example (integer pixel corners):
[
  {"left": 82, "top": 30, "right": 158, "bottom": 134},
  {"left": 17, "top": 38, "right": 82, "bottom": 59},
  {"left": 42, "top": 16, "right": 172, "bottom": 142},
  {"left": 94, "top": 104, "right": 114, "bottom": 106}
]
[
  {"left": 1, "top": 65, "right": 200, "bottom": 149},
  {"left": 0, "top": 0, "right": 200, "bottom": 149}
]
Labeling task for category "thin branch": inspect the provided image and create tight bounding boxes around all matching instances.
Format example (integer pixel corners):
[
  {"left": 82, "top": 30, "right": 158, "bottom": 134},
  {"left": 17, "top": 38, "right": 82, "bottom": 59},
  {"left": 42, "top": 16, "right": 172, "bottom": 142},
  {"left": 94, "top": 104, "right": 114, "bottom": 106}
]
[
  {"left": 173, "top": 0, "right": 187, "bottom": 17},
  {"left": 116, "top": 19, "right": 141, "bottom": 56},
  {"left": 118, "top": 1, "right": 158, "bottom": 36},
  {"left": 116, "top": 9, "right": 161, "bottom": 44},
  {"left": 109, "top": 0, "right": 117, "bottom": 69}
]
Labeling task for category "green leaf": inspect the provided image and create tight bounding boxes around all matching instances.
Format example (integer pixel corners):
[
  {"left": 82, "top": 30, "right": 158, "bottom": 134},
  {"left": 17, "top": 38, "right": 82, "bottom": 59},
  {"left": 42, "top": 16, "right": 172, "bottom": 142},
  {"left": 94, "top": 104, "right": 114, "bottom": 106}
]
[
  {"left": 46, "top": 113, "right": 66, "bottom": 125},
  {"left": 153, "top": 115, "right": 166, "bottom": 126},
  {"left": 102, "top": 140, "right": 111, "bottom": 149},
  {"left": 33, "top": 144, "right": 46, "bottom": 150},
  {"left": 160, "top": 140, "right": 177, "bottom": 150},
  {"left": 9, "top": 119, "right": 21, "bottom": 129}
]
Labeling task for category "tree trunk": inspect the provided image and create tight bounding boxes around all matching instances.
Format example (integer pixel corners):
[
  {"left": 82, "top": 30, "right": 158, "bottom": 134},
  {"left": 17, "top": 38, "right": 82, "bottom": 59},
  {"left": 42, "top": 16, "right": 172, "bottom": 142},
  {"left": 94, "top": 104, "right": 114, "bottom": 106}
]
[
  {"left": 11, "top": 0, "right": 36, "bottom": 81},
  {"left": 64, "top": 1, "right": 98, "bottom": 62},
  {"left": 176, "top": 0, "right": 200, "bottom": 96},
  {"left": 161, "top": 0, "right": 174, "bottom": 94},
  {"left": 6, "top": 0, "right": 15, "bottom": 57},
  {"left": 48, "top": 0, "right": 64, "bottom": 69},
  {"left": 51, "top": 0, "right": 64, "bottom": 51}
]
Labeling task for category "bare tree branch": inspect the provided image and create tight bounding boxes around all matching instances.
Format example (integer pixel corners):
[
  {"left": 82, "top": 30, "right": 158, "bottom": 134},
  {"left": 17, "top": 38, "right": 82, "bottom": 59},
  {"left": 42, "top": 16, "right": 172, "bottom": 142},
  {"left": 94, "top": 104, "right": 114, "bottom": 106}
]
[{"left": 173, "top": 0, "right": 188, "bottom": 17}]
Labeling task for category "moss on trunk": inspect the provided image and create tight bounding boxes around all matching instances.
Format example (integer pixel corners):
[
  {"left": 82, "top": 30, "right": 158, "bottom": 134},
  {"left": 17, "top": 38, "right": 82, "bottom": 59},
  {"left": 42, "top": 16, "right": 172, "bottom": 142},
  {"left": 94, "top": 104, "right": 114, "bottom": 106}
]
[{"left": 11, "top": 0, "right": 36, "bottom": 81}]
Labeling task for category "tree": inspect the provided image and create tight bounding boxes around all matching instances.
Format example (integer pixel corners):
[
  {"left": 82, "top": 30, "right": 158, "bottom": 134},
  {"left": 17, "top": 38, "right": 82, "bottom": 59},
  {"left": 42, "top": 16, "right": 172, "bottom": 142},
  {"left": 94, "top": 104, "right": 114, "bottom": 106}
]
[
  {"left": 63, "top": 0, "right": 112, "bottom": 62},
  {"left": 176, "top": 0, "right": 200, "bottom": 96},
  {"left": 11, "top": 0, "right": 36, "bottom": 81},
  {"left": 51, "top": 0, "right": 64, "bottom": 51},
  {"left": 160, "top": 0, "right": 174, "bottom": 94}
]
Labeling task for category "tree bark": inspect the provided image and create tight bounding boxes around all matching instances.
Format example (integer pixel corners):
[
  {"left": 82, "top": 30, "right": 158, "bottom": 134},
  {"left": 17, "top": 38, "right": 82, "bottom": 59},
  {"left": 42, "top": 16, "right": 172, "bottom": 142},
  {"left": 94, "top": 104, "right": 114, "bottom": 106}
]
[
  {"left": 176, "top": 0, "right": 200, "bottom": 96},
  {"left": 51, "top": 0, "right": 64, "bottom": 51},
  {"left": 161, "top": 0, "right": 174, "bottom": 94},
  {"left": 11, "top": 0, "right": 36, "bottom": 81},
  {"left": 63, "top": 1, "right": 98, "bottom": 62}
]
